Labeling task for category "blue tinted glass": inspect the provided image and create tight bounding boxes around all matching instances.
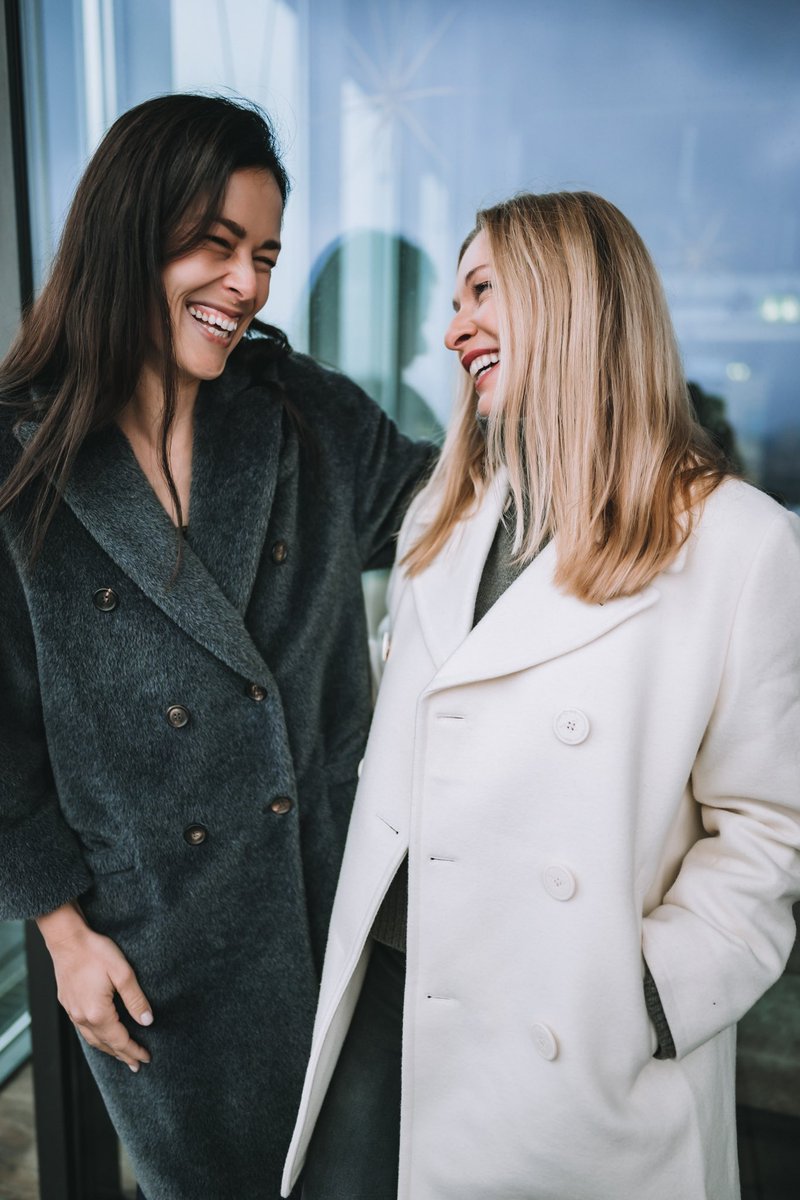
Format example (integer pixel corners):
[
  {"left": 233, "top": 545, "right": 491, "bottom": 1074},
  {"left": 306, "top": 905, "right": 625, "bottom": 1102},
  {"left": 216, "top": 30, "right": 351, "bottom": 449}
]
[
  {"left": 12, "top": 0, "right": 800, "bottom": 1191},
  {"left": 21, "top": 0, "right": 800, "bottom": 505}
]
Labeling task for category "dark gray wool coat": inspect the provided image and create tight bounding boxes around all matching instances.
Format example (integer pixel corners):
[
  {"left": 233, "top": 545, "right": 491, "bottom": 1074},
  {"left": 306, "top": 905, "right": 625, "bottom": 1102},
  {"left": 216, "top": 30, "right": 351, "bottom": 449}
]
[{"left": 0, "top": 345, "right": 434, "bottom": 1199}]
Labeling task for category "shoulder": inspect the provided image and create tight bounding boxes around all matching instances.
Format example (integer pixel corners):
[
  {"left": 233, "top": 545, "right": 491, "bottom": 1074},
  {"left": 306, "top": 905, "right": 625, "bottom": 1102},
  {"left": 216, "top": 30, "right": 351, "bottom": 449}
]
[
  {"left": 695, "top": 477, "right": 799, "bottom": 549},
  {"left": 233, "top": 343, "right": 385, "bottom": 434},
  {"left": 395, "top": 479, "right": 441, "bottom": 556},
  {"left": 221, "top": 344, "right": 384, "bottom": 447},
  {"left": 276, "top": 351, "right": 383, "bottom": 422},
  {"left": 688, "top": 477, "right": 800, "bottom": 593},
  {"left": 394, "top": 468, "right": 492, "bottom": 560},
  {"left": 0, "top": 405, "right": 26, "bottom": 481},
  {"left": 0, "top": 400, "right": 23, "bottom": 439}
]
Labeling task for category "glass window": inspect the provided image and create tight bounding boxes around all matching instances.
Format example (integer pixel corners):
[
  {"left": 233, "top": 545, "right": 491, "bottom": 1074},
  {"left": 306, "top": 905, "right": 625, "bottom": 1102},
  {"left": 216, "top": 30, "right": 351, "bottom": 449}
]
[
  {"left": 0, "top": 923, "right": 31, "bottom": 1086},
  {"left": 0, "top": 0, "right": 32, "bottom": 1095},
  {"left": 14, "top": 1, "right": 800, "bottom": 1193},
  {"left": 19, "top": 0, "right": 800, "bottom": 518}
]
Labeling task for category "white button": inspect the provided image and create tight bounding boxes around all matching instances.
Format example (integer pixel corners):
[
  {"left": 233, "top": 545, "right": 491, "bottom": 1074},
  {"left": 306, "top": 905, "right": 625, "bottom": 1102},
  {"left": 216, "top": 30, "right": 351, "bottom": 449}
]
[
  {"left": 357, "top": 757, "right": 364, "bottom": 779},
  {"left": 542, "top": 864, "right": 576, "bottom": 901},
  {"left": 553, "top": 708, "right": 590, "bottom": 745},
  {"left": 381, "top": 630, "right": 392, "bottom": 662},
  {"left": 532, "top": 1023, "right": 559, "bottom": 1061}
]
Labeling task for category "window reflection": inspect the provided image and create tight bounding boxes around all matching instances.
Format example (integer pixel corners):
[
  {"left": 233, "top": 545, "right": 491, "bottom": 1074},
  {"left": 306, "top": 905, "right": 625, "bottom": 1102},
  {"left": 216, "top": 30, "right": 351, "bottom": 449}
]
[
  {"left": 20, "top": 0, "right": 800, "bottom": 509},
  {"left": 0, "top": 923, "right": 31, "bottom": 1086},
  {"left": 309, "top": 230, "right": 443, "bottom": 440}
]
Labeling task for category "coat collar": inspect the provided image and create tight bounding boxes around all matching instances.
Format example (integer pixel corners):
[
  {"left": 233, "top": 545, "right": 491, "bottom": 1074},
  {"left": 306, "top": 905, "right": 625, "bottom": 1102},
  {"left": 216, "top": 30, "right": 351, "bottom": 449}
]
[
  {"left": 17, "top": 357, "right": 284, "bottom": 684},
  {"left": 410, "top": 471, "right": 666, "bottom": 692},
  {"left": 184, "top": 355, "right": 284, "bottom": 614}
]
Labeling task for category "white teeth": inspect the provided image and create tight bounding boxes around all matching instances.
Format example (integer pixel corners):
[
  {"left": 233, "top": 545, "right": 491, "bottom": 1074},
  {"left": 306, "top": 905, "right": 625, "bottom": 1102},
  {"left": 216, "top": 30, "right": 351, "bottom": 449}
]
[
  {"left": 188, "top": 306, "right": 239, "bottom": 334},
  {"left": 468, "top": 352, "right": 499, "bottom": 379}
]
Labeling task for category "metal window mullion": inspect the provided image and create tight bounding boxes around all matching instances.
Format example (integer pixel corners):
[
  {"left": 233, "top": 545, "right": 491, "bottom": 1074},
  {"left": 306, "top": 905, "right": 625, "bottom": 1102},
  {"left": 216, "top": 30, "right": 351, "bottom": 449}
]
[
  {"left": 2, "top": 0, "right": 124, "bottom": 1195},
  {"left": 25, "top": 922, "right": 124, "bottom": 1200}
]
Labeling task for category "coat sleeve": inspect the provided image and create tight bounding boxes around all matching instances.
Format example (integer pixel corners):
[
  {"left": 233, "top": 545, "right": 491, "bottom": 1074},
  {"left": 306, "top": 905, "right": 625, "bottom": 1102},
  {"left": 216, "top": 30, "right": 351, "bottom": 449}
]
[
  {"left": 351, "top": 391, "right": 437, "bottom": 572},
  {"left": 0, "top": 530, "right": 93, "bottom": 919},
  {"left": 642, "top": 505, "right": 800, "bottom": 1058}
]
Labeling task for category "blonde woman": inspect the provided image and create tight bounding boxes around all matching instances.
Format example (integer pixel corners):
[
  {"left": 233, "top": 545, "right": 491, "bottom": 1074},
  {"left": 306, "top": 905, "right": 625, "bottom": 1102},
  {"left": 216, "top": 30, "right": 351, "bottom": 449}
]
[{"left": 283, "top": 193, "right": 800, "bottom": 1200}]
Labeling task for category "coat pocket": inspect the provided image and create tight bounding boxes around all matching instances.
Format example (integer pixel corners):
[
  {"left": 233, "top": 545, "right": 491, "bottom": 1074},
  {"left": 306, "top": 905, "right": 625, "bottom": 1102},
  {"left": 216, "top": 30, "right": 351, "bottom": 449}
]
[{"left": 81, "top": 841, "right": 138, "bottom": 878}]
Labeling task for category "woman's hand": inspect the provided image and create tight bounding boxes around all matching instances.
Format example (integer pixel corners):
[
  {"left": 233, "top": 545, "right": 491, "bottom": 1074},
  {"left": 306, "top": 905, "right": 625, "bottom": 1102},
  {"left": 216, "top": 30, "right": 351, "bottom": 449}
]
[{"left": 36, "top": 900, "right": 153, "bottom": 1071}]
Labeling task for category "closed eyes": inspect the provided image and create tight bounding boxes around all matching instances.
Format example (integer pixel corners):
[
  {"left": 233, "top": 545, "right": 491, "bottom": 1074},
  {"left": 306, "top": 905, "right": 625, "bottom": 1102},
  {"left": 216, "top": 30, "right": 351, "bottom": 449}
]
[{"left": 204, "top": 234, "right": 275, "bottom": 270}]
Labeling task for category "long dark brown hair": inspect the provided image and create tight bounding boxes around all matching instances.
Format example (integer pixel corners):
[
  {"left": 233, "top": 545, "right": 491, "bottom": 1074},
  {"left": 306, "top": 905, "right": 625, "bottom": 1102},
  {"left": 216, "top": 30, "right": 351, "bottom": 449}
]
[{"left": 0, "top": 92, "right": 291, "bottom": 558}]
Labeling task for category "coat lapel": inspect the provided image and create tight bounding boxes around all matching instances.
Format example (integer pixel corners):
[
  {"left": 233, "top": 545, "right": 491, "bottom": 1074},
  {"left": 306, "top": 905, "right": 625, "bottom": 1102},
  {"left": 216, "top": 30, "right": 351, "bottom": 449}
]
[
  {"left": 411, "top": 473, "right": 663, "bottom": 692},
  {"left": 185, "top": 359, "right": 284, "bottom": 615},
  {"left": 18, "top": 360, "right": 283, "bottom": 685},
  {"left": 409, "top": 472, "right": 509, "bottom": 672}
]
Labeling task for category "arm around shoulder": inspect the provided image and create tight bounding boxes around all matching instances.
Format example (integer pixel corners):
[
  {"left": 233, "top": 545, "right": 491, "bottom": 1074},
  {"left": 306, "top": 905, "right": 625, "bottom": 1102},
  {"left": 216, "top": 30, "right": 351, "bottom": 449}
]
[
  {"left": 302, "top": 359, "right": 437, "bottom": 570},
  {"left": 354, "top": 400, "right": 436, "bottom": 571}
]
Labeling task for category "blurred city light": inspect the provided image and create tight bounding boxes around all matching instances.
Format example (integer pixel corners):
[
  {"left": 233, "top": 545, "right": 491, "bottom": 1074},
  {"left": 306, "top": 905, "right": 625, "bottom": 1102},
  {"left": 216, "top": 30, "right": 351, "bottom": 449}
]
[{"left": 760, "top": 294, "right": 800, "bottom": 323}]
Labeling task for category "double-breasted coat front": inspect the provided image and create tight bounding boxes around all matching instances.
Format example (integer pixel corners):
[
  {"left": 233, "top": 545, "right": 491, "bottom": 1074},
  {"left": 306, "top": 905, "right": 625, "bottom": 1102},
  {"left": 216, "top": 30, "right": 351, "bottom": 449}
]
[
  {"left": 0, "top": 345, "right": 432, "bottom": 1199},
  {"left": 284, "top": 473, "right": 800, "bottom": 1200}
]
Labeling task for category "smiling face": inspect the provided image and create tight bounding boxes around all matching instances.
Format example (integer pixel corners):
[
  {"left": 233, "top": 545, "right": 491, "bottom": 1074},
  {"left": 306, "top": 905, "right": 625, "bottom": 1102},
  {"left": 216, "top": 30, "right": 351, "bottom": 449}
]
[
  {"left": 444, "top": 229, "right": 500, "bottom": 416},
  {"left": 157, "top": 167, "right": 284, "bottom": 396}
]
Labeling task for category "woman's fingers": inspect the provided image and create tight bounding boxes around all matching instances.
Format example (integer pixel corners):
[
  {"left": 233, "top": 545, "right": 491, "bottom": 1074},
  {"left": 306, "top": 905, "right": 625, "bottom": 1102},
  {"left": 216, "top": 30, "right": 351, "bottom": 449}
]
[
  {"left": 111, "top": 959, "right": 154, "bottom": 1030},
  {"left": 41, "top": 909, "right": 154, "bottom": 1070},
  {"left": 74, "top": 1014, "right": 150, "bottom": 1070},
  {"left": 66, "top": 977, "right": 152, "bottom": 1068},
  {"left": 76, "top": 1015, "right": 152, "bottom": 1070}
]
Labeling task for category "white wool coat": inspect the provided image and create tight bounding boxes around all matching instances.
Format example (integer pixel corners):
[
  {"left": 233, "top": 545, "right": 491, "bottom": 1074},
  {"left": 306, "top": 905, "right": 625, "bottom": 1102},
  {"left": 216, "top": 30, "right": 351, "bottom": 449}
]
[{"left": 283, "top": 476, "right": 800, "bottom": 1200}]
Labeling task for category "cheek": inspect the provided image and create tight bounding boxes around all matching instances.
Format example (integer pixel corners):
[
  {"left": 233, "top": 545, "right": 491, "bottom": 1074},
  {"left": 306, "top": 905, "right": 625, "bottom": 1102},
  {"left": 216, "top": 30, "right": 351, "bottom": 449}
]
[{"left": 256, "top": 274, "right": 272, "bottom": 309}]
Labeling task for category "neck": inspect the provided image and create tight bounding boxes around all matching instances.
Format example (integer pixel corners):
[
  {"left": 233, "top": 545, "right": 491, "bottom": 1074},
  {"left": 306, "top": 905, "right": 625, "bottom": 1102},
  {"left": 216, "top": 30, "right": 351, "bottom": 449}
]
[
  {"left": 120, "top": 361, "right": 198, "bottom": 444},
  {"left": 117, "top": 360, "right": 196, "bottom": 527}
]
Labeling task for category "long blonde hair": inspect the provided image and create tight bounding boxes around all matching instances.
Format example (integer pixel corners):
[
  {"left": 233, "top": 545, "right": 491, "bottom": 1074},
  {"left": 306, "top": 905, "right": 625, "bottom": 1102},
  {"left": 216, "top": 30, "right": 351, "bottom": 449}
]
[{"left": 404, "top": 191, "right": 731, "bottom": 602}]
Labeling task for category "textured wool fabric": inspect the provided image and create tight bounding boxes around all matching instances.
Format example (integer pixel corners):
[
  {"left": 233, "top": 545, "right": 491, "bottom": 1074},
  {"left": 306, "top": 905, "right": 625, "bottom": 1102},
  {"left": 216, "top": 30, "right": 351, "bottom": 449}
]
[
  {"left": 644, "top": 962, "right": 677, "bottom": 1059},
  {"left": 0, "top": 345, "right": 434, "bottom": 1200},
  {"left": 370, "top": 856, "right": 409, "bottom": 952},
  {"left": 471, "top": 498, "right": 528, "bottom": 627}
]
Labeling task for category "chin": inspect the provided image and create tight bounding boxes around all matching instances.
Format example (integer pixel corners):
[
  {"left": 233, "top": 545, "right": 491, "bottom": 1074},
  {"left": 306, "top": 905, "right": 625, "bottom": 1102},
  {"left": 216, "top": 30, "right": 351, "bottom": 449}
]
[
  {"left": 179, "top": 351, "right": 232, "bottom": 384},
  {"left": 200, "top": 360, "right": 230, "bottom": 380}
]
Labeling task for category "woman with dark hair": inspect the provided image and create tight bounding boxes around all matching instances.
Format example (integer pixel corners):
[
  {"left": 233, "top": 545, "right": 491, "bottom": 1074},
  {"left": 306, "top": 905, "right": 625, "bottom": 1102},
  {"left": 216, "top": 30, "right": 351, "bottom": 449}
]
[
  {"left": 0, "top": 93, "right": 432, "bottom": 1198},
  {"left": 284, "top": 192, "right": 800, "bottom": 1199}
]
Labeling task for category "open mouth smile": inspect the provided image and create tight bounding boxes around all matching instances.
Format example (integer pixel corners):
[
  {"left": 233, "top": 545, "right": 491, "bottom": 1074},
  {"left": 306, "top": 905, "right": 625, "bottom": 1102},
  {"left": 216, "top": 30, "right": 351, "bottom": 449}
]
[
  {"left": 187, "top": 303, "right": 241, "bottom": 343},
  {"left": 462, "top": 349, "right": 500, "bottom": 387}
]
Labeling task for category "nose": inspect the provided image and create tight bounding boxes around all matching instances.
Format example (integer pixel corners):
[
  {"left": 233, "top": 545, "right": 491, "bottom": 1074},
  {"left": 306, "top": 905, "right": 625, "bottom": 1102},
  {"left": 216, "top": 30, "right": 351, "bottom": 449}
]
[
  {"left": 444, "top": 309, "right": 475, "bottom": 352},
  {"left": 225, "top": 251, "right": 259, "bottom": 303}
]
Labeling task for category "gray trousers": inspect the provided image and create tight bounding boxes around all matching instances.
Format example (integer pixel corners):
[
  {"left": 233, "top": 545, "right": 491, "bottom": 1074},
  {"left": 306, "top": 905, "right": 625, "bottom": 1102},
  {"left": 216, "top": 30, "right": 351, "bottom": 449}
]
[{"left": 301, "top": 940, "right": 405, "bottom": 1200}]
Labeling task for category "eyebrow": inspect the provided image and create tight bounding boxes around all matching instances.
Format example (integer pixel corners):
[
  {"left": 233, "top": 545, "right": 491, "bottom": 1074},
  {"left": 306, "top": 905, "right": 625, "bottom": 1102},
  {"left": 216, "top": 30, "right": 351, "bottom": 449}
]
[
  {"left": 452, "top": 263, "right": 490, "bottom": 310},
  {"left": 216, "top": 216, "right": 281, "bottom": 252}
]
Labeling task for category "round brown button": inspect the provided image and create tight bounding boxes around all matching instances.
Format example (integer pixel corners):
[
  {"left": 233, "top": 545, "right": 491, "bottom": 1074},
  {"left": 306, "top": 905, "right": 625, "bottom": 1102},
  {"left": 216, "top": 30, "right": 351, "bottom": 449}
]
[
  {"left": 166, "top": 705, "right": 190, "bottom": 728},
  {"left": 271, "top": 540, "right": 288, "bottom": 564},
  {"left": 183, "top": 824, "right": 208, "bottom": 845},
  {"left": 267, "top": 796, "right": 293, "bottom": 815},
  {"left": 93, "top": 587, "right": 118, "bottom": 612},
  {"left": 247, "top": 682, "right": 267, "bottom": 702}
]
